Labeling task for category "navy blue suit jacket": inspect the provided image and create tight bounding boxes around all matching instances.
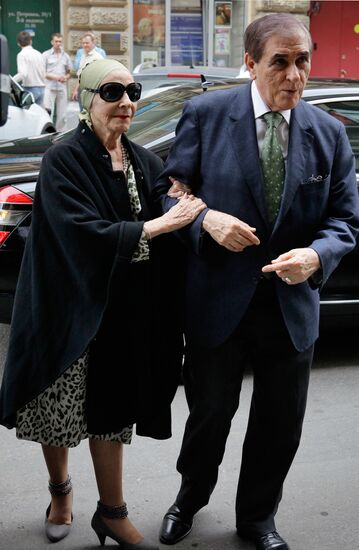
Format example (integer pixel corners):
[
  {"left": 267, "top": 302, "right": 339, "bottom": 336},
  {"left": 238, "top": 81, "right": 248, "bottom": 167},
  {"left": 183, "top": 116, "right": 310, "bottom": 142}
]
[{"left": 154, "top": 83, "right": 359, "bottom": 351}]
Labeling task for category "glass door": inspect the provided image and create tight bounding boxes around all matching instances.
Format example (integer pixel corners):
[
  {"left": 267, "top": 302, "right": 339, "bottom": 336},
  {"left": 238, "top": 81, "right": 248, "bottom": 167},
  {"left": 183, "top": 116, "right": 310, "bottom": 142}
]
[
  {"left": 133, "top": 0, "right": 166, "bottom": 68},
  {"left": 209, "top": 0, "right": 246, "bottom": 68}
]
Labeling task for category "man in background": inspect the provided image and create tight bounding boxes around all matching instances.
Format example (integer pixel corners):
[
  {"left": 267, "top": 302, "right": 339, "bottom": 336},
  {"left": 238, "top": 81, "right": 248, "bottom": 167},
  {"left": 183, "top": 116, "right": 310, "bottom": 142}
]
[
  {"left": 14, "top": 31, "right": 46, "bottom": 106},
  {"left": 72, "top": 32, "right": 106, "bottom": 72},
  {"left": 42, "top": 33, "right": 72, "bottom": 132},
  {"left": 71, "top": 33, "right": 106, "bottom": 102}
]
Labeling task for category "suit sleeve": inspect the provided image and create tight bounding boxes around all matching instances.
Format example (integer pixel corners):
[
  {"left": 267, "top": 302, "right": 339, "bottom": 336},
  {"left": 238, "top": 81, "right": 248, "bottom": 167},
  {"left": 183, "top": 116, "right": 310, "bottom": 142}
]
[
  {"left": 309, "top": 123, "right": 359, "bottom": 287},
  {"left": 152, "top": 100, "right": 209, "bottom": 254}
]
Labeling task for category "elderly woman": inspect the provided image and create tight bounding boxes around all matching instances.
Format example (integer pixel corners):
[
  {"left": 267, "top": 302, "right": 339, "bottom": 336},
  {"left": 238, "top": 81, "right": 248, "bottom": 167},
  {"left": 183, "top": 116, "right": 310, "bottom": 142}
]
[{"left": 0, "top": 59, "right": 205, "bottom": 548}]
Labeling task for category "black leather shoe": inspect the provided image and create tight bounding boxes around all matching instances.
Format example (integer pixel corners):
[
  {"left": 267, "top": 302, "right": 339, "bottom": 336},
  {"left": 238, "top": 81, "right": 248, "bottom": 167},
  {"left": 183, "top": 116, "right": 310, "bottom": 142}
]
[
  {"left": 238, "top": 530, "right": 290, "bottom": 550},
  {"left": 159, "top": 504, "right": 193, "bottom": 545}
]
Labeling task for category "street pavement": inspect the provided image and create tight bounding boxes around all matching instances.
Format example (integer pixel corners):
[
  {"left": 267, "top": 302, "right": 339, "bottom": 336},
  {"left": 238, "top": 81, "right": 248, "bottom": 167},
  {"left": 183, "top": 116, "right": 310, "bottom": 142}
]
[{"left": 0, "top": 325, "right": 358, "bottom": 550}]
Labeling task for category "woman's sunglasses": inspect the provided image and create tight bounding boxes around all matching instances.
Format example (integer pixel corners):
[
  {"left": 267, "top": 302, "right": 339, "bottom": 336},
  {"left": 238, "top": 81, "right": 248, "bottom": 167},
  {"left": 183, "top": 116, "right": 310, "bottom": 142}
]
[{"left": 85, "top": 81, "right": 142, "bottom": 103}]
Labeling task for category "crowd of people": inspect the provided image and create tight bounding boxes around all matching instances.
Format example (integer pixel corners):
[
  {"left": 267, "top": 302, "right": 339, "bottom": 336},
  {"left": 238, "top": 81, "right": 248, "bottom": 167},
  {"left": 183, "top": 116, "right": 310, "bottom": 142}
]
[
  {"left": 1, "top": 12, "right": 359, "bottom": 550},
  {"left": 14, "top": 30, "right": 106, "bottom": 132}
]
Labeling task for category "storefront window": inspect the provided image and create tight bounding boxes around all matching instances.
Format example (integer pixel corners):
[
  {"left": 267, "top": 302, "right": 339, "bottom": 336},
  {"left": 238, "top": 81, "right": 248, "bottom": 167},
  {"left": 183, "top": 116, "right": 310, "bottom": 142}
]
[
  {"left": 133, "top": 0, "right": 166, "bottom": 68},
  {"left": 171, "top": 0, "right": 204, "bottom": 65},
  {"left": 132, "top": 0, "right": 246, "bottom": 69},
  {"left": 212, "top": 0, "right": 246, "bottom": 68}
]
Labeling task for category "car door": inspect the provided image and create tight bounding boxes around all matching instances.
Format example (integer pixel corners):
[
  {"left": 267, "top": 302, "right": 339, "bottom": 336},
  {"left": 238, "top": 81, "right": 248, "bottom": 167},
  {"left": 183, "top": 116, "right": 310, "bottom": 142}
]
[
  {"left": 309, "top": 96, "right": 359, "bottom": 315},
  {"left": 0, "top": 78, "right": 54, "bottom": 141}
]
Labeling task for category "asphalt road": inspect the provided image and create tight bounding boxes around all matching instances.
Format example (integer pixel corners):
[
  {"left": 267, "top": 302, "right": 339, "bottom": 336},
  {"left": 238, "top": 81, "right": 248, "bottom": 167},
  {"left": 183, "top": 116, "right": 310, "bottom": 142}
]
[{"left": 0, "top": 324, "right": 358, "bottom": 550}]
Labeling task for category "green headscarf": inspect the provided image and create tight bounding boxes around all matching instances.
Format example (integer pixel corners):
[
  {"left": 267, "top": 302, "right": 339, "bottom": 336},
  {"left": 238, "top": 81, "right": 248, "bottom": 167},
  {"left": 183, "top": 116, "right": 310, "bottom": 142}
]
[{"left": 79, "top": 59, "right": 130, "bottom": 128}]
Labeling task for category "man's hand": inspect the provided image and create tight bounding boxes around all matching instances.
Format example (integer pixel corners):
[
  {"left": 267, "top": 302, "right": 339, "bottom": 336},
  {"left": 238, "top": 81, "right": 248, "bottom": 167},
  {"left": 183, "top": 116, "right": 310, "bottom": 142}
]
[
  {"left": 262, "top": 248, "right": 321, "bottom": 284},
  {"left": 202, "top": 210, "right": 260, "bottom": 252},
  {"left": 167, "top": 177, "right": 193, "bottom": 198}
]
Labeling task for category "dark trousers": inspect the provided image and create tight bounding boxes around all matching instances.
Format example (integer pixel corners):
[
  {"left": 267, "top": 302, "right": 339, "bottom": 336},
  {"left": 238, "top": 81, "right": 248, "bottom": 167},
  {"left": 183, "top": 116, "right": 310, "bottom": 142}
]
[{"left": 176, "top": 280, "right": 313, "bottom": 535}]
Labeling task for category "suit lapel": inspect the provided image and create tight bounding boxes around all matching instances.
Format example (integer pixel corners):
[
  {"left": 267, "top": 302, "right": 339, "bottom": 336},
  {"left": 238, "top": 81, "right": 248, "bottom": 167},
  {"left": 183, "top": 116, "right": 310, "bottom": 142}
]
[
  {"left": 227, "top": 85, "right": 270, "bottom": 229},
  {"left": 273, "top": 102, "right": 314, "bottom": 232}
]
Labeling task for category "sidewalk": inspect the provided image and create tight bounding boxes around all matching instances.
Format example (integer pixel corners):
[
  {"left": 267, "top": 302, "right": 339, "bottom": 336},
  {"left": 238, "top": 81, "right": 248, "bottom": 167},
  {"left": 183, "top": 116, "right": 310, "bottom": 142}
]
[{"left": 0, "top": 360, "right": 359, "bottom": 550}]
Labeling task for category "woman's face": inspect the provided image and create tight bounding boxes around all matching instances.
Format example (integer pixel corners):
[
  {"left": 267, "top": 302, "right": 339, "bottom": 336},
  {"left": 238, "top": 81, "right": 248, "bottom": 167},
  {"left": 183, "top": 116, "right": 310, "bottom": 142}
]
[{"left": 90, "top": 70, "right": 138, "bottom": 136}]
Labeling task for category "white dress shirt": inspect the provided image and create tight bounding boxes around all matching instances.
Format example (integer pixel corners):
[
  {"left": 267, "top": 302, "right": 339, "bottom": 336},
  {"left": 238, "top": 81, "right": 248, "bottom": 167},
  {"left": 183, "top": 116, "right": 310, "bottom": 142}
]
[{"left": 14, "top": 45, "right": 46, "bottom": 87}]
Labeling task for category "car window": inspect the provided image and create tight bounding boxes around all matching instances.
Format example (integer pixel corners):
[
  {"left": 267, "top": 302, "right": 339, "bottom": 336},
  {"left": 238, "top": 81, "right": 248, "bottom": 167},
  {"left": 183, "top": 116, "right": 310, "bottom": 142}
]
[
  {"left": 135, "top": 75, "right": 202, "bottom": 93},
  {"left": 128, "top": 81, "right": 240, "bottom": 146},
  {"left": 9, "top": 79, "right": 21, "bottom": 108},
  {"left": 128, "top": 87, "right": 203, "bottom": 145},
  {"left": 313, "top": 100, "right": 359, "bottom": 173}
]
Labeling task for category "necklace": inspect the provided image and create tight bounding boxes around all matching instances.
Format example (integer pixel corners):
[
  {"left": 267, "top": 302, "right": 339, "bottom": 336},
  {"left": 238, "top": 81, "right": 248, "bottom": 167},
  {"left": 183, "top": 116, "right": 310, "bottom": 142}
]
[{"left": 121, "top": 142, "right": 129, "bottom": 173}]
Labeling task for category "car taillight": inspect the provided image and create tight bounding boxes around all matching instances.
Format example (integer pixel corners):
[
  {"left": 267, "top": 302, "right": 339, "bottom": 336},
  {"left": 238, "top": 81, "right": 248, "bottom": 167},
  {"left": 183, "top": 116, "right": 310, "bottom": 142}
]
[{"left": 0, "top": 185, "right": 32, "bottom": 247}]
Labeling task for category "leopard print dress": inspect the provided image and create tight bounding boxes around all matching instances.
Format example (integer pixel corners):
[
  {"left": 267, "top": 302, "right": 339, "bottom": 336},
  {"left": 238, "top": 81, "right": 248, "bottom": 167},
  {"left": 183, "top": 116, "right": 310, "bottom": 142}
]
[{"left": 16, "top": 153, "right": 149, "bottom": 447}]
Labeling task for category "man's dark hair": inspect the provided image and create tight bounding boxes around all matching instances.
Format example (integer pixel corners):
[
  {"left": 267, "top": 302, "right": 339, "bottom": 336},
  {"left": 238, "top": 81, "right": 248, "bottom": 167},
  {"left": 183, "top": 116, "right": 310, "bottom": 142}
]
[
  {"left": 244, "top": 13, "right": 313, "bottom": 62},
  {"left": 51, "top": 32, "right": 63, "bottom": 40},
  {"left": 17, "top": 31, "right": 32, "bottom": 47}
]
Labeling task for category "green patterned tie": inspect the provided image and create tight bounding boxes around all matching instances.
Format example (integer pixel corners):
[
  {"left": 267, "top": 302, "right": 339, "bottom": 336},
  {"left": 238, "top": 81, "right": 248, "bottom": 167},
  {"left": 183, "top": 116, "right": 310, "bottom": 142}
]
[{"left": 260, "top": 112, "right": 285, "bottom": 224}]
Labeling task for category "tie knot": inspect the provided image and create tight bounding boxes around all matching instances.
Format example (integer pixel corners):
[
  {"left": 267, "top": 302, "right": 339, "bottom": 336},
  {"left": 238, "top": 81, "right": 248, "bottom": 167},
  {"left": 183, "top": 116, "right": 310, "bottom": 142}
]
[{"left": 263, "top": 111, "right": 283, "bottom": 129}]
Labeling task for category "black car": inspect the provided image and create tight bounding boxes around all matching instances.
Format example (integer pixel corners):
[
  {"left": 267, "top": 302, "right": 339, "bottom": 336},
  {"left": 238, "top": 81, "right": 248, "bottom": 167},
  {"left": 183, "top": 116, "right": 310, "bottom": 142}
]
[{"left": 0, "top": 78, "right": 359, "bottom": 324}]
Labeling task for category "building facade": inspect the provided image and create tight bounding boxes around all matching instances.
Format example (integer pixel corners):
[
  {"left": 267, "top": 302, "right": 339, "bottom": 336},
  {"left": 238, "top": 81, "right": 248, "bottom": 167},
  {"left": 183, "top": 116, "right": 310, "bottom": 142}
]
[
  {"left": 9, "top": 2, "right": 358, "bottom": 88},
  {"left": 1, "top": 0, "right": 311, "bottom": 76}
]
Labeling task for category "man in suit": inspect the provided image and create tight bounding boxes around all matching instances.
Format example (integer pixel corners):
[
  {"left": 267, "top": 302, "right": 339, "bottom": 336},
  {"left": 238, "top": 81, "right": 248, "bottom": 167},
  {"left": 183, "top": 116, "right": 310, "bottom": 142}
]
[{"left": 155, "top": 13, "right": 359, "bottom": 550}]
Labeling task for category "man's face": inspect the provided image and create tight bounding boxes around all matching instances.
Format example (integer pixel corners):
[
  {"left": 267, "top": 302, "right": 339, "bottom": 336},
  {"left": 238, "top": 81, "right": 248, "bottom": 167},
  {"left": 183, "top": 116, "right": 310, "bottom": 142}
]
[
  {"left": 245, "top": 31, "right": 311, "bottom": 111},
  {"left": 51, "top": 37, "right": 63, "bottom": 52},
  {"left": 81, "top": 37, "right": 95, "bottom": 54}
]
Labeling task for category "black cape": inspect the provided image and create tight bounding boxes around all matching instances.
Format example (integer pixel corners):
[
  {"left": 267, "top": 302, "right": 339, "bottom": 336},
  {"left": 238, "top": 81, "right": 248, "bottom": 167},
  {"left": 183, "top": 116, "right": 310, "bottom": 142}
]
[{"left": 0, "top": 122, "right": 184, "bottom": 438}]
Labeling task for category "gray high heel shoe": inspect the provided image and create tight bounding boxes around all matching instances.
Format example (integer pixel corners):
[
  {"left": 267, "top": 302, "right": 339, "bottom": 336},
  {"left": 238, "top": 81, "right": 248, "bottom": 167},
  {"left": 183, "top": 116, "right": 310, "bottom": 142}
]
[
  {"left": 91, "top": 501, "right": 158, "bottom": 549},
  {"left": 45, "top": 475, "right": 73, "bottom": 543}
]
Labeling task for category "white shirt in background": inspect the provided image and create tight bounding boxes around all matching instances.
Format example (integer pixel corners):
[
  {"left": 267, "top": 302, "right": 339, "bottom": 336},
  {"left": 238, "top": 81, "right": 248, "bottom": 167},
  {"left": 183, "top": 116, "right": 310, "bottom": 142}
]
[{"left": 14, "top": 45, "right": 46, "bottom": 87}]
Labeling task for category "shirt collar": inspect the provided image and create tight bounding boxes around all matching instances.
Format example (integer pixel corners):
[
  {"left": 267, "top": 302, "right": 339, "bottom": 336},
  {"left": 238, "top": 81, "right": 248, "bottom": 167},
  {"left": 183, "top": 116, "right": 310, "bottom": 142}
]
[
  {"left": 251, "top": 80, "right": 291, "bottom": 125},
  {"left": 50, "top": 47, "right": 64, "bottom": 54}
]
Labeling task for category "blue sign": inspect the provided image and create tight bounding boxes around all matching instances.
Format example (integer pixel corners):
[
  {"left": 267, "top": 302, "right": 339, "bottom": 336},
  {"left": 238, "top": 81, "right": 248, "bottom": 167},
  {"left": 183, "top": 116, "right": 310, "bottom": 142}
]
[{"left": 171, "top": 13, "right": 203, "bottom": 65}]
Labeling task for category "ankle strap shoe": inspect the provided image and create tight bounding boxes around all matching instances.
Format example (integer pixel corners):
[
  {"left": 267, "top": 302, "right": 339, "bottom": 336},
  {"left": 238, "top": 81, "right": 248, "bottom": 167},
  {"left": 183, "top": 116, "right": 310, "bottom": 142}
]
[
  {"left": 45, "top": 475, "right": 73, "bottom": 543},
  {"left": 91, "top": 502, "right": 158, "bottom": 549}
]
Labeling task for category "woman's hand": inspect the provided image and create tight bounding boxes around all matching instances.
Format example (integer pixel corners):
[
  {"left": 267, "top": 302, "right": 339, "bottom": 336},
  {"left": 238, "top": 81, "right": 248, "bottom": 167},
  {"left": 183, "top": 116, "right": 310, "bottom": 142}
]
[
  {"left": 163, "top": 193, "right": 206, "bottom": 230},
  {"left": 167, "top": 177, "right": 193, "bottom": 198},
  {"left": 143, "top": 193, "right": 206, "bottom": 239}
]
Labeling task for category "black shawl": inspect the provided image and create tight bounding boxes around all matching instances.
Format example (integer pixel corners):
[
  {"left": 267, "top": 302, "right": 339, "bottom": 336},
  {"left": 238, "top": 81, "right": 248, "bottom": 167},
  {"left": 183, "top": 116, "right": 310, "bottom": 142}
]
[{"left": 0, "top": 122, "right": 184, "bottom": 438}]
